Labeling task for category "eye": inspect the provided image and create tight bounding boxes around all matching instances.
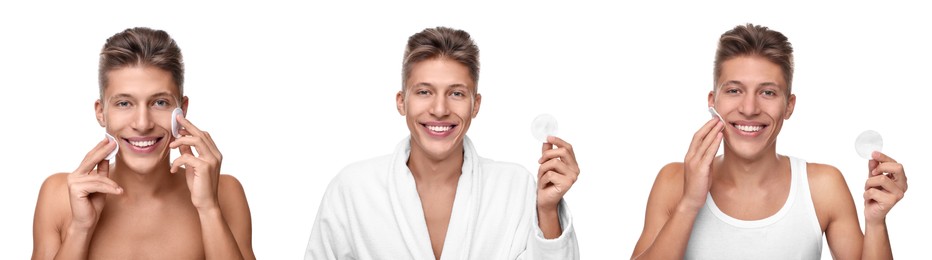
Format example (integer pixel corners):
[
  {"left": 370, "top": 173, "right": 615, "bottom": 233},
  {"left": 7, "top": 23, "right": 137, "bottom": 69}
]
[
  {"left": 725, "top": 88, "right": 740, "bottom": 94},
  {"left": 451, "top": 91, "right": 465, "bottom": 97},
  {"left": 115, "top": 100, "right": 131, "bottom": 107},
  {"left": 763, "top": 90, "right": 777, "bottom": 96},
  {"left": 415, "top": 90, "right": 430, "bottom": 96},
  {"left": 154, "top": 99, "right": 171, "bottom": 107}
]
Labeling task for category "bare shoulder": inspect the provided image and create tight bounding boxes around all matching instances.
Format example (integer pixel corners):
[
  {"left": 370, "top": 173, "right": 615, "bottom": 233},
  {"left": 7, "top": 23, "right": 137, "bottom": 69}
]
[
  {"left": 36, "top": 173, "right": 71, "bottom": 216},
  {"left": 655, "top": 162, "right": 685, "bottom": 191},
  {"left": 647, "top": 162, "right": 686, "bottom": 211},
  {"left": 217, "top": 174, "right": 247, "bottom": 203},
  {"left": 806, "top": 163, "right": 850, "bottom": 194},
  {"left": 806, "top": 162, "right": 856, "bottom": 226}
]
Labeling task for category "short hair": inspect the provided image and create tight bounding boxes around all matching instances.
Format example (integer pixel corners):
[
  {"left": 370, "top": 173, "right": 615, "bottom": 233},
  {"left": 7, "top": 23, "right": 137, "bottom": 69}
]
[
  {"left": 714, "top": 23, "right": 794, "bottom": 97},
  {"left": 401, "top": 27, "right": 479, "bottom": 93},
  {"left": 98, "top": 27, "right": 184, "bottom": 99}
]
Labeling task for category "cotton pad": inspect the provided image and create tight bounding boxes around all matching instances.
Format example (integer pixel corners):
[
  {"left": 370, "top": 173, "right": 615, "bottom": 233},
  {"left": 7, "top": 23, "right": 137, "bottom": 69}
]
[
  {"left": 708, "top": 106, "right": 724, "bottom": 122},
  {"left": 104, "top": 132, "right": 118, "bottom": 161},
  {"left": 531, "top": 114, "right": 558, "bottom": 143},
  {"left": 171, "top": 107, "right": 183, "bottom": 138},
  {"left": 855, "top": 130, "right": 883, "bottom": 160}
]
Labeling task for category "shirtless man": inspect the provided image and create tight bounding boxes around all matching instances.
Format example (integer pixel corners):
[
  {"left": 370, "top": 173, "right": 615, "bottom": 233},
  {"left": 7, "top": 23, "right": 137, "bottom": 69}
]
[
  {"left": 631, "top": 23, "right": 908, "bottom": 259},
  {"left": 305, "top": 27, "right": 580, "bottom": 259},
  {"left": 32, "top": 27, "right": 255, "bottom": 259}
]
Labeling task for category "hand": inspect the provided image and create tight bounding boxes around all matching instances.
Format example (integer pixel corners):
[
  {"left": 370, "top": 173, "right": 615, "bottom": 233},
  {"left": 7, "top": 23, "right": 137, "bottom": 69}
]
[
  {"left": 67, "top": 137, "right": 123, "bottom": 231},
  {"left": 537, "top": 136, "right": 580, "bottom": 211},
  {"left": 680, "top": 119, "right": 724, "bottom": 211},
  {"left": 864, "top": 151, "right": 907, "bottom": 225},
  {"left": 169, "top": 115, "right": 224, "bottom": 211}
]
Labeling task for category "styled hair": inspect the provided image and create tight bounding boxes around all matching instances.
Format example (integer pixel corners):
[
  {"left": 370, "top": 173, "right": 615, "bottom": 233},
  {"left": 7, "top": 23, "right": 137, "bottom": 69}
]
[
  {"left": 714, "top": 23, "right": 794, "bottom": 97},
  {"left": 98, "top": 27, "right": 184, "bottom": 99},
  {"left": 402, "top": 27, "right": 479, "bottom": 92}
]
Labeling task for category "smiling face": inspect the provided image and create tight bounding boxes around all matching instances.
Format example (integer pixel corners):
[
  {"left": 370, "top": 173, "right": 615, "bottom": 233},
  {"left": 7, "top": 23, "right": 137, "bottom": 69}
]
[
  {"left": 95, "top": 66, "right": 187, "bottom": 173},
  {"left": 396, "top": 58, "right": 481, "bottom": 162},
  {"left": 709, "top": 55, "right": 796, "bottom": 160}
]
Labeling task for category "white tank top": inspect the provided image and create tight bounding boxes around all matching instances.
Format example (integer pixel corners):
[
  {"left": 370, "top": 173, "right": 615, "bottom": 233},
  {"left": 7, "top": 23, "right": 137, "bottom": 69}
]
[{"left": 685, "top": 156, "right": 822, "bottom": 259}]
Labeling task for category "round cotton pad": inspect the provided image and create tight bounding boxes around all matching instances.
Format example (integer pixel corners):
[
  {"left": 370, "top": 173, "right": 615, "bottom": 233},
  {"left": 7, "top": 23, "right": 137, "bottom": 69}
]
[
  {"left": 171, "top": 107, "right": 183, "bottom": 138},
  {"left": 531, "top": 114, "right": 558, "bottom": 143},
  {"left": 855, "top": 130, "right": 883, "bottom": 160},
  {"left": 104, "top": 132, "right": 118, "bottom": 161},
  {"left": 708, "top": 106, "right": 724, "bottom": 122}
]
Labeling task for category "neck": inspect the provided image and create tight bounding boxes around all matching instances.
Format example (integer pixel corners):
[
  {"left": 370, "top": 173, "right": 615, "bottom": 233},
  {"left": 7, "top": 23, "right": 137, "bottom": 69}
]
[
  {"left": 110, "top": 156, "right": 184, "bottom": 199},
  {"left": 717, "top": 147, "right": 784, "bottom": 187},
  {"left": 407, "top": 142, "right": 464, "bottom": 186}
]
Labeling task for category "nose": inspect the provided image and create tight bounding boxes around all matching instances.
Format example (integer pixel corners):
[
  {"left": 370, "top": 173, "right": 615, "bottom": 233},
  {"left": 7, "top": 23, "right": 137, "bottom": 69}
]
[
  {"left": 131, "top": 106, "right": 155, "bottom": 132},
  {"left": 737, "top": 93, "right": 761, "bottom": 117},
  {"left": 428, "top": 95, "right": 450, "bottom": 118}
]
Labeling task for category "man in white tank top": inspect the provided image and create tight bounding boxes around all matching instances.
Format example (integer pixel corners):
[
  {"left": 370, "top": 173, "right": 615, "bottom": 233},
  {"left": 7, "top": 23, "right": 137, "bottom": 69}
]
[{"left": 630, "top": 24, "right": 909, "bottom": 259}]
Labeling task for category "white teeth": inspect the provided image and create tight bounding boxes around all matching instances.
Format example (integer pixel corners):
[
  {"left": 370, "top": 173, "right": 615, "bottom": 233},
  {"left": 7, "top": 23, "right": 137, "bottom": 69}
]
[
  {"left": 735, "top": 124, "right": 764, "bottom": 132},
  {"left": 427, "top": 125, "right": 453, "bottom": 132},
  {"left": 129, "top": 139, "right": 157, "bottom": 147}
]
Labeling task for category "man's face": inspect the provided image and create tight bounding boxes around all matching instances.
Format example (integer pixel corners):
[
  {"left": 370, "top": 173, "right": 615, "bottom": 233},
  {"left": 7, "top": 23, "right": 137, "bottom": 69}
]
[
  {"left": 396, "top": 58, "right": 481, "bottom": 161},
  {"left": 95, "top": 66, "right": 186, "bottom": 173},
  {"left": 709, "top": 56, "right": 796, "bottom": 160}
]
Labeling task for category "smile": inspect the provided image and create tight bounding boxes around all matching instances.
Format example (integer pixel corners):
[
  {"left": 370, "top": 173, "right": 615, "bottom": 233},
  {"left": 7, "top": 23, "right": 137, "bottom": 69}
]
[
  {"left": 122, "top": 136, "right": 164, "bottom": 153},
  {"left": 420, "top": 122, "right": 458, "bottom": 137},
  {"left": 733, "top": 124, "right": 764, "bottom": 132}
]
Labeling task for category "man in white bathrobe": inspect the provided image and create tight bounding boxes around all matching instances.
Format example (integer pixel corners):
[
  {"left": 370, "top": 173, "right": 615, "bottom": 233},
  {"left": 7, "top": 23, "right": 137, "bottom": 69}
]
[{"left": 305, "top": 27, "right": 580, "bottom": 260}]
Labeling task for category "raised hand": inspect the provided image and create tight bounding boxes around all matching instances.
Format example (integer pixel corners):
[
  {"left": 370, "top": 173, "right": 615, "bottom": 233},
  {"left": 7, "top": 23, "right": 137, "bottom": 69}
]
[
  {"left": 681, "top": 119, "right": 724, "bottom": 211},
  {"left": 169, "top": 115, "right": 224, "bottom": 211},
  {"left": 67, "top": 137, "right": 123, "bottom": 231},
  {"left": 864, "top": 151, "right": 908, "bottom": 224}
]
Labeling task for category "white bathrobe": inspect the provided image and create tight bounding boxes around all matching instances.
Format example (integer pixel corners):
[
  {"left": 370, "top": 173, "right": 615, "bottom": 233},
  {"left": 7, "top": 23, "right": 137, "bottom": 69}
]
[{"left": 305, "top": 136, "right": 579, "bottom": 260}]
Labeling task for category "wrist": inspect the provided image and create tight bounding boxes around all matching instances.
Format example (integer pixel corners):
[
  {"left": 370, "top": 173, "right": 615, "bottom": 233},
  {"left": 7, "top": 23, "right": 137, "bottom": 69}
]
[
  {"left": 865, "top": 219, "right": 888, "bottom": 233},
  {"left": 65, "top": 223, "right": 95, "bottom": 240},
  {"left": 676, "top": 199, "right": 703, "bottom": 215}
]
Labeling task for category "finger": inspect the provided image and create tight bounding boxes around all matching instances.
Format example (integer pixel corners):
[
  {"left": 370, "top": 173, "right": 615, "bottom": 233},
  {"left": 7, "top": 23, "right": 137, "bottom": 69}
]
[
  {"left": 871, "top": 151, "right": 897, "bottom": 163},
  {"left": 199, "top": 131, "right": 222, "bottom": 160},
  {"left": 539, "top": 158, "right": 574, "bottom": 179},
  {"left": 539, "top": 147, "right": 569, "bottom": 164},
  {"left": 697, "top": 122, "right": 724, "bottom": 159},
  {"left": 175, "top": 115, "right": 204, "bottom": 136},
  {"left": 542, "top": 171, "right": 570, "bottom": 194},
  {"left": 870, "top": 162, "right": 905, "bottom": 179},
  {"left": 700, "top": 131, "right": 724, "bottom": 165},
  {"left": 73, "top": 178, "right": 123, "bottom": 196},
  {"left": 864, "top": 188, "right": 898, "bottom": 210},
  {"left": 546, "top": 136, "right": 577, "bottom": 166},
  {"left": 171, "top": 153, "right": 200, "bottom": 174},
  {"left": 541, "top": 141, "right": 553, "bottom": 156},
  {"left": 96, "top": 159, "right": 110, "bottom": 178},
  {"left": 864, "top": 175, "right": 904, "bottom": 196},
  {"left": 868, "top": 159, "right": 879, "bottom": 177},
  {"left": 74, "top": 137, "right": 117, "bottom": 175},
  {"left": 170, "top": 136, "right": 213, "bottom": 160},
  {"left": 686, "top": 119, "right": 722, "bottom": 160}
]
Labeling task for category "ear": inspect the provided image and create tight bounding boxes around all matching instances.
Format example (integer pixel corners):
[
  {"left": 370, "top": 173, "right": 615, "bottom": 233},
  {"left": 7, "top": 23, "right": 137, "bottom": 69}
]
[
  {"left": 395, "top": 91, "right": 406, "bottom": 116},
  {"left": 784, "top": 94, "right": 796, "bottom": 120},
  {"left": 95, "top": 99, "right": 105, "bottom": 127},
  {"left": 471, "top": 93, "right": 482, "bottom": 118},
  {"left": 707, "top": 91, "right": 715, "bottom": 108},
  {"left": 180, "top": 96, "right": 189, "bottom": 116}
]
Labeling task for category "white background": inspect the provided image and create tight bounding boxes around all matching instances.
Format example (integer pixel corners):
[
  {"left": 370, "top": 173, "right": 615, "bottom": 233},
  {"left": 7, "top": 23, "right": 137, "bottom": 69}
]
[{"left": 2, "top": 1, "right": 929, "bottom": 259}]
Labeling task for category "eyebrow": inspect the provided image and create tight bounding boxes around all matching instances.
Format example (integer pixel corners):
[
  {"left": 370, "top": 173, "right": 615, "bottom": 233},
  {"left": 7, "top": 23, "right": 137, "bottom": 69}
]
[
  {"left": 108, "top": 92, "right": 177, "bottom": 101},
  {"left": 412, "top": 82, "right": 471, "bottom": 89},
  {"left": 720, "top": 80, "right": 781, "bottom": 89}
]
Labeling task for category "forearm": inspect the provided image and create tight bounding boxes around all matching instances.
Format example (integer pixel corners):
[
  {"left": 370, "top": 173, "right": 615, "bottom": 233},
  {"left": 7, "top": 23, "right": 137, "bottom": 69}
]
[
  {"left": 633, "top": 204, "right": 699, "bottom": 260},
  {"left": 863, "top": 221, "right": 893, "bottom": 260},
  {"left": 537, "top": 206, "right": 562, "bottom": 239},
  {"left": 54, "top": 225, "right": 94, "bottom": 260},
  {"left": 198, "top": 207, "right": 245, "bottom": 260}
]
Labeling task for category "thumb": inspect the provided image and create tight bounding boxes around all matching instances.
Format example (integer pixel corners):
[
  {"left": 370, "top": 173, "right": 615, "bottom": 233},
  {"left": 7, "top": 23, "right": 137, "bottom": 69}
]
[{"left": 97, "top": 159, "right": 110, "bottom": 178}]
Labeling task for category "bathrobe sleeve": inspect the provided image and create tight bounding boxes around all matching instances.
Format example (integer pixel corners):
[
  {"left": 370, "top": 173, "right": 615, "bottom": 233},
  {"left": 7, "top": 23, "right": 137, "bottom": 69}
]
[
  {"left": 305, "top": 176, "right": 353, "bottom": 260},
  {"left": 521, "top": 171, "right": 580, "bottom": 260}
]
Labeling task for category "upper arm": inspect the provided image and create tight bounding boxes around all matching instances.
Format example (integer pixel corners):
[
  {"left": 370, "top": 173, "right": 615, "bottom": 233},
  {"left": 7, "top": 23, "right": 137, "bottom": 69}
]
[
  {"left": 809, "top": 163, "right": 863, "bottom": 259},
  {"left": 32, "top": 173, "right": 69, "bottom": 260},
  {"left": 218, "top": 174, "right": 255, "bottom": 260},
  {"left": 631, "top": 163, "right": 684, "bottom": 259}
]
